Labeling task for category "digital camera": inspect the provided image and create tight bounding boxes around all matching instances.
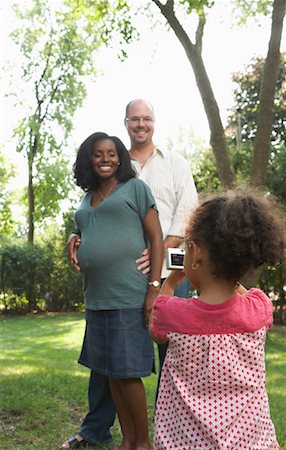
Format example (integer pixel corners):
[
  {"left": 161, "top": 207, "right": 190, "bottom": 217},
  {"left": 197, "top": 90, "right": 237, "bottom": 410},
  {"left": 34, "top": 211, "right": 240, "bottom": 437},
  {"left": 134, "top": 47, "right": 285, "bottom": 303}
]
[{"left": 166, "top": 248, "right": 185, "bottom": 270}]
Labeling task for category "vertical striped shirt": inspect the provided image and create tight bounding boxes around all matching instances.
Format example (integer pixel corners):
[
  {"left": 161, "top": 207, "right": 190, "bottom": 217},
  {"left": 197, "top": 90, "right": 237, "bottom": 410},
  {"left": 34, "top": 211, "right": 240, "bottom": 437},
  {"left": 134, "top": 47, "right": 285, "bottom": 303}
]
[{"left": 130, "top": 147, "right": 198, "bottom": 277}]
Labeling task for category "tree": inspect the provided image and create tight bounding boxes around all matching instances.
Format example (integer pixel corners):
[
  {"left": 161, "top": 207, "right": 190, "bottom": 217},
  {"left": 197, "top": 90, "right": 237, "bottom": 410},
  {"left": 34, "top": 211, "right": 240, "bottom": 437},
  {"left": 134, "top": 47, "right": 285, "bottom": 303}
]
[
  {"left": 11, "top": 0, "right": 136, "bottom": 243},
  {"left": 227, "top": 52, "right": 286, "bottom": 200},
  {"left": 227, "top": 53, "right": 286, "bottom": 147},
  {"left": 149, "top": 0, "right": 285, "bottom": 187},
  {"left": 151, "top": 0, "right": 235, "bottom": 187},
  {"left": 250, "top": 0, "right": 286, "bottom": 184},
  {"left": 0, "top": 150, "right": 15, "bottom": 238}
]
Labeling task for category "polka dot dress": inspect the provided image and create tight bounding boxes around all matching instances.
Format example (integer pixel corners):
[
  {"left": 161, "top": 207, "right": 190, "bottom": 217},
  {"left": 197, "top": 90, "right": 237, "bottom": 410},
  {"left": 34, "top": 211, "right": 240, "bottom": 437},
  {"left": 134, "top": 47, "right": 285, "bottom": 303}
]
[{"left": 152, "top": 289, "right": 279, "bottom": 450}]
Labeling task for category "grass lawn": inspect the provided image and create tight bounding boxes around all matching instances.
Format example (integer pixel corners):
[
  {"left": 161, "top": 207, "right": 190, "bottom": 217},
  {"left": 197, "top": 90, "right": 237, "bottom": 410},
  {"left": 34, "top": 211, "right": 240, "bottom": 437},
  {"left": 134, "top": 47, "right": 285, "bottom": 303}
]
[{"left": 0, "top": 313, "right": 285, "bottom": 450}]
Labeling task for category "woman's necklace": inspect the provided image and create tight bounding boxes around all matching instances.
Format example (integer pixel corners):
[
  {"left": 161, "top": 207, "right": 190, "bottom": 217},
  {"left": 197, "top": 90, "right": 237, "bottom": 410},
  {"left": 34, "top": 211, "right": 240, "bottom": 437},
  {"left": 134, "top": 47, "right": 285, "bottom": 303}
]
[{"left": 97, "top": 180, "right": 118, "bottom": 201}]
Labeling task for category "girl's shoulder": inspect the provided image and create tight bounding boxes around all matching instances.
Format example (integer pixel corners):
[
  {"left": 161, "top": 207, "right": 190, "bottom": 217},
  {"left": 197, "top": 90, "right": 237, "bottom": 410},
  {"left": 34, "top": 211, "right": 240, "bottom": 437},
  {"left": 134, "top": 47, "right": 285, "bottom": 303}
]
[
  {"left": 244, "top": 287, "right": 271, "bottom": 303},
  {"left": 241, "top": 288, "right": 273, "bottom": 312},
  {"left": 153, "top": 294, "right": 194, "bottom": 322},
  {"left": 153, "top": 289, "right": 273, "bottom": 335}
]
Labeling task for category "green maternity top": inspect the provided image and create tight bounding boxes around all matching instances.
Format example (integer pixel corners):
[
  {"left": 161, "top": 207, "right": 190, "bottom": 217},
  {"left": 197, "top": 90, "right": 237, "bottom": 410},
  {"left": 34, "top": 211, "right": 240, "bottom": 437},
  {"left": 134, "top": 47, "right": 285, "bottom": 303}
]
[{"left": 75, "top": 178, "right": 157, "bottom": 310}]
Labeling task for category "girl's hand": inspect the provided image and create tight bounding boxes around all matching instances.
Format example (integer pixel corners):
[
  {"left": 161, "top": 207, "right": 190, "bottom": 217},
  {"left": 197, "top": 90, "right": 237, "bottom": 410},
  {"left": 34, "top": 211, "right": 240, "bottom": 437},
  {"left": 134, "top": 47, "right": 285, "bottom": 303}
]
[
  {"left": 167, "top": 269, "right": 186, "bottom": 287},
  {"left": 160, "top": 270, "right": 186, "bottom": 296}
]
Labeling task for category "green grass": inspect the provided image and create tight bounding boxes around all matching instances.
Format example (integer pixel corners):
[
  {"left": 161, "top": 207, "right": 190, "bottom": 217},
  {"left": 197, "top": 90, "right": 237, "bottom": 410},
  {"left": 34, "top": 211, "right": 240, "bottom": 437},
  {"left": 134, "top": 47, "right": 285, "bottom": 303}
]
[{"left": 0, "top": 314, "right": 285, "bottom": 450}]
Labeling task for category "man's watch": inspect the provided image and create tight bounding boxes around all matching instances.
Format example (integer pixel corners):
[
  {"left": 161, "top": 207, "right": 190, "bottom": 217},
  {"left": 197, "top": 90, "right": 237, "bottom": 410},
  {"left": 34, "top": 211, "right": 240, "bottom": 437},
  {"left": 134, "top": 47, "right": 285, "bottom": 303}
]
[{"left": 148, "top": 280, "right": 161, "bottom": 289}]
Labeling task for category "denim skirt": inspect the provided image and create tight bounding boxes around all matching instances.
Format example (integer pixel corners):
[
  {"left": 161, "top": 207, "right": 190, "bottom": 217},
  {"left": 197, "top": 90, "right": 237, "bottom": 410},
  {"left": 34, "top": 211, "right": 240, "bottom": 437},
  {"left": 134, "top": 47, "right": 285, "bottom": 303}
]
[{"left": 78, "top": 308, "right": 155, "bottom": 378}]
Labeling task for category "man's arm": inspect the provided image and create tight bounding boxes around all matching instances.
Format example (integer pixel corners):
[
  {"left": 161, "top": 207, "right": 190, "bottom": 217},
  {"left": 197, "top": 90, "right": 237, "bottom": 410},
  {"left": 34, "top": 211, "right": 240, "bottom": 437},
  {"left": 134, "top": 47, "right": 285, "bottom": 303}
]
[
  {"left": 135, "top": 248, "right": 151, "bottom": 274},
  {"left": 167, "top": 153, "right": 198, "bottom": 239},
  {"left": 67, "top": 233, "right": 81, "bottom": 272},
  {"left": 163, "top": 235, "right": 182, "bottom": 250}
]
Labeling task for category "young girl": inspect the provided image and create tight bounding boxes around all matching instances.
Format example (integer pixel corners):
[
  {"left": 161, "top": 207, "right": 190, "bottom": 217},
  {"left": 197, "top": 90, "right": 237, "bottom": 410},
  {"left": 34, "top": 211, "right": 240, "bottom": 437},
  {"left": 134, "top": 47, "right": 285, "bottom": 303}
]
[{"left": 149, "top": 187, "right": 285, "bottom": 450}]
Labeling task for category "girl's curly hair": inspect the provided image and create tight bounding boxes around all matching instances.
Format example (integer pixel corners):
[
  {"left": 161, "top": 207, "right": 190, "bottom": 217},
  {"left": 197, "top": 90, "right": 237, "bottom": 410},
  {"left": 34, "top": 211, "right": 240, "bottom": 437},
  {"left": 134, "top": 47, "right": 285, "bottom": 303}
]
[{"left": 185, "top": 187, "right": 286, "bottom": 281}]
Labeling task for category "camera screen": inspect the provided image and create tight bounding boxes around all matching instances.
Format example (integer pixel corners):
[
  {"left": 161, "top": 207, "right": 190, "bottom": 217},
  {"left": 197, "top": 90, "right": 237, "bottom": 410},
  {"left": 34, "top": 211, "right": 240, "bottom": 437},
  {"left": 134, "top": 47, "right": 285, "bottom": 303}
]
[{"left": 171, "top": 254, "right": 184, "bottom": 266}]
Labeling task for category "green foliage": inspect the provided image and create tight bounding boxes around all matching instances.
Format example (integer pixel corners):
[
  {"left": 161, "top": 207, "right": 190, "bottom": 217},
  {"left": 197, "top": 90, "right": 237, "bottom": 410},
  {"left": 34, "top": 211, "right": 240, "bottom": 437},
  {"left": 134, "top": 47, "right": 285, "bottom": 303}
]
[
  {"left": 0, "top": 211, "right": 84, "bottom": 313},
  {"left": 10, "top": 0, "right": 138, "bottom": 242},
  {"left": 46, "top": 212, "right": 83, "bottom": 312},
  {"left": 266, "top": 145, "right": 286, "bottom": 203},
  {"left": 65, "top": 0, "right": 138, "bottom": 60},
  {"left": 33, "top": 158, "right": 73, "bottom": 222},
  {"left": 0, "top": 242, "right": 54, "bottom": 312},
  {"left": 230, "top": 0, "right": 273, "bottom": 23},
  {"left": 179, "top": 0, "right": 215, "bottom": 14},
  {"left": 191, "top": 148, "right": 221, "bottom": 192},
  {"left": 0, "top": 151, "right": 15, "bottom": 238},
  {"left": 260, "top": 264, "right": 286, "bottom": 325},
  {"left": 227, "top": 53, "right": 286, "bottom": 147}
]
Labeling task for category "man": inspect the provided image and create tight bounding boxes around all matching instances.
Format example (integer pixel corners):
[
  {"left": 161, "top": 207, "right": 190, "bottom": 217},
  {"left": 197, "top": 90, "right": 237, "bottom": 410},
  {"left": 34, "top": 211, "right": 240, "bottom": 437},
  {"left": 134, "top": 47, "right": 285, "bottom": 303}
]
[{"left": 62, "top": 99, "right": 198, "bottom": 448}]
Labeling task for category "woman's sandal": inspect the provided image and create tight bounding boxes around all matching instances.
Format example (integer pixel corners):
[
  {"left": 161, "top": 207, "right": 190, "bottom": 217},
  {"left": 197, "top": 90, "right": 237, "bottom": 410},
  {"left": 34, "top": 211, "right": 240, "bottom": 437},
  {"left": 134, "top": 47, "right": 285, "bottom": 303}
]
[{"left": 61, "top": 435, "right": 91, "bottom": 448}]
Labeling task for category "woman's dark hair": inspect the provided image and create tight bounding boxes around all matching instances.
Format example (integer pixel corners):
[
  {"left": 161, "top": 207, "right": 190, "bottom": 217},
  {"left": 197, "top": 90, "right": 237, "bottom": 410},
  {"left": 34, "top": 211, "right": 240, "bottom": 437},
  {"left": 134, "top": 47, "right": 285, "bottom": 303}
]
[
  {"left": 73, "top": 132, "right": 136, "bottom": 191},
  {"left": 185, "top": 186, "right": 286, "bottom": 281}
]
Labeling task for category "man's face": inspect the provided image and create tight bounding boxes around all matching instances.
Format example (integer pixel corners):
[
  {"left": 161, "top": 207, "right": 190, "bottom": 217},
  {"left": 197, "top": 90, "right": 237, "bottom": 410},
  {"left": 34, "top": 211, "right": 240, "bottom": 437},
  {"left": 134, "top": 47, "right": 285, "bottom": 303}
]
[{"left": 125, "top": 101, "right": 155, "bottom": 147}]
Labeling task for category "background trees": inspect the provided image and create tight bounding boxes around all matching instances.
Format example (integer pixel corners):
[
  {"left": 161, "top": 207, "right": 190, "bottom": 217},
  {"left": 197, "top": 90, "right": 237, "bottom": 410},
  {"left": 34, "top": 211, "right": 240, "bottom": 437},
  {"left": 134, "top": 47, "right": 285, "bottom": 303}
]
[
  {"left": 0, "top": 151, "right": 15, "bottom": 239},
  {"left": 150, "top": 0, "right": 286, "bottom": 186},
  {"left": 1, "top": 0, "right": 285, "bottom": 318},
  {"left": 11, "top": 0, "right": 136, "bottom": 243}
]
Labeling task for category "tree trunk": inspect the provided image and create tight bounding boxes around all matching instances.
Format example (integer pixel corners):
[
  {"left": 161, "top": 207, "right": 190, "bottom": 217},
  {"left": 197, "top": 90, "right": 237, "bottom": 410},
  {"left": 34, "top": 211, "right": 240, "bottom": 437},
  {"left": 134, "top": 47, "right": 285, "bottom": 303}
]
[
  {"left": 27, "top": 129, "right": 38, "bottom": 245},
  {"left": 28, "top": 158, "right": 35, "bottom": 244},
  {"left": 251, "top": 0, "right": 286, "bottom": 185},
  {"left": 152, "top": 0, "right": 235, "bottom": 187}
]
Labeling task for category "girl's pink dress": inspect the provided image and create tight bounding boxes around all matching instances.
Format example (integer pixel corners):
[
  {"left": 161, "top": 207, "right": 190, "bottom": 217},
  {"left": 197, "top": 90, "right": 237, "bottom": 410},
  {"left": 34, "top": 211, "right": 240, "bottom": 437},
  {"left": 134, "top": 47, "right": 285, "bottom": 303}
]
[{"left": 152, "top": 288, "right": 279, "bottom": 450}]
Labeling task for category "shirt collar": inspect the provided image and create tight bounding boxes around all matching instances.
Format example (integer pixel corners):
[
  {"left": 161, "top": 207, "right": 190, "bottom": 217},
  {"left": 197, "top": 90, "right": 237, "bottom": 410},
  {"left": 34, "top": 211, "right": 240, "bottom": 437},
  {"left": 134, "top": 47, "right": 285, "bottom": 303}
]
[
  {"left": 129, "top": 146, "right": 166, "bottom": 159},
  {"left": 155, "top": 147, "right": 166, "bottom": 158}
]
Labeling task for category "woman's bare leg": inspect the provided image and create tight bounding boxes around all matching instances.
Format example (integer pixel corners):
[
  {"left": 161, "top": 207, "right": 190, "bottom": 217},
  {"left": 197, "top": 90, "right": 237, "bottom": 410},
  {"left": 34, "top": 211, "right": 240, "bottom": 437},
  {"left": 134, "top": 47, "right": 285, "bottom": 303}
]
[
  {"left": 110, "top": 377, "right": 151, "bottom": 450},
  {"left": 109, "top": 378, "right": 135, "bottom": 450}
]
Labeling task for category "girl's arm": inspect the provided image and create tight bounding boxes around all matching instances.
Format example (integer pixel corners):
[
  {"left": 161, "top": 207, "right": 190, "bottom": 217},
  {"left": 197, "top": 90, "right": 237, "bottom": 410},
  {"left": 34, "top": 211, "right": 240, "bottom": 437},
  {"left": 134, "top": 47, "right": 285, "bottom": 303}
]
[
  {"left": 160, "top": 270, "right": 186, "bottom": 296},
  {"left": 143, "top": 207, "right": 164, "bottom": 326},
  {"left": 149, "top": 270, "right": 186, "bottom": 342},
  {"left": 149, "top": 305, "right": 167, "bottom": 344}
]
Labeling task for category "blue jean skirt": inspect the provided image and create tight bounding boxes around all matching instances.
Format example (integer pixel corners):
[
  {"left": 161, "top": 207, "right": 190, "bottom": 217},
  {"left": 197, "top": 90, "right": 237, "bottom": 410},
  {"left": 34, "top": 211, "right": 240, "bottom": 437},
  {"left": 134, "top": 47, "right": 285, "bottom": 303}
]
[{"left": 78, "top": 308, "right": 155, "bottom": 379}]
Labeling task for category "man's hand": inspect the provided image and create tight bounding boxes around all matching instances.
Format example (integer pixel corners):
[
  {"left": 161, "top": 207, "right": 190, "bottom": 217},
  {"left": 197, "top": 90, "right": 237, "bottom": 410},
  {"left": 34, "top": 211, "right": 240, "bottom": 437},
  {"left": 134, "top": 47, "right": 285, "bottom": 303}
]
[
  {"left": 67, "top": 233, "right": 81, "bottom": 272},
  {"left": 135, "top": 248, "right": 151, "bottom": 274},
  {"left": 163, "top": 235, "right": 182, "bottom": 251}
]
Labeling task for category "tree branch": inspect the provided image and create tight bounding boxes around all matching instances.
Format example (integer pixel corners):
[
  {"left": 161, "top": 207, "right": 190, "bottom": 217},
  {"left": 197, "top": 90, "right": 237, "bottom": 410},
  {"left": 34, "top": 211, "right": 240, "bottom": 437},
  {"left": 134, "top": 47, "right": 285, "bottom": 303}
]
[
  {"left": 195, "top": 12, "right": 206, "bottom": 53},
  {"left": 151, "top": 0, "right": 235, "bottom": 186},
  {"left": 251, "top": 0, "right": 286, "bottom": 185}
]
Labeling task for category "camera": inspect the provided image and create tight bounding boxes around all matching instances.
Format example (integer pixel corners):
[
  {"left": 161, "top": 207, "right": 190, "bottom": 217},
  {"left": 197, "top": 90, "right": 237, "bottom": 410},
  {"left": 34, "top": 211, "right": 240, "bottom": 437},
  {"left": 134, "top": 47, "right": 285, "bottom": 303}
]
[{"left": 166, "top": 248, "right": 185, "bottom": 270}]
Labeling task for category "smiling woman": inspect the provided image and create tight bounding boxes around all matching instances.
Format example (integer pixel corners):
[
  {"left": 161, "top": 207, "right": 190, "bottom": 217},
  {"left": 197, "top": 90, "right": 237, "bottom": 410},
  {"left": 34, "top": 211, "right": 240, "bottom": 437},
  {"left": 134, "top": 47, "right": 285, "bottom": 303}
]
[{"left": 64, "top": 131, "right": 164, "bottom": 449}]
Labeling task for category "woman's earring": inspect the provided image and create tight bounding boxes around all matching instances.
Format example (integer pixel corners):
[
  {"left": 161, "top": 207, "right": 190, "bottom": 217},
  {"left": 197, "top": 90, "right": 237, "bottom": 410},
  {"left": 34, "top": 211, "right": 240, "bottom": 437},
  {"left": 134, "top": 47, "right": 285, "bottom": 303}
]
[
  {"left": 191, "top": 263, "right": 199, "bottom": 271},
  {"left": 118, "top": 162, "right": 121, "bottom": 165}
]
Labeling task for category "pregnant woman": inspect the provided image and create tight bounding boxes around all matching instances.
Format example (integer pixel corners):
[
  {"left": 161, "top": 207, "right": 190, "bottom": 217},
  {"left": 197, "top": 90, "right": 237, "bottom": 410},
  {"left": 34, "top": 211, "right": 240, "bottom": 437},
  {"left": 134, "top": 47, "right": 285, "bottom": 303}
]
[{"left": 72, "top": 132, "right": 163, "bottom": 450}]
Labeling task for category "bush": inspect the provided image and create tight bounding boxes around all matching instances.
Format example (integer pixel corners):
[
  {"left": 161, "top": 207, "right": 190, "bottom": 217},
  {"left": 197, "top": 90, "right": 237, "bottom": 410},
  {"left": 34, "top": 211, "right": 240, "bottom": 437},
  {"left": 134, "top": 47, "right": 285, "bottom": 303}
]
[{"left": 0, "top": 235, "right": 83, "bottom": 313}]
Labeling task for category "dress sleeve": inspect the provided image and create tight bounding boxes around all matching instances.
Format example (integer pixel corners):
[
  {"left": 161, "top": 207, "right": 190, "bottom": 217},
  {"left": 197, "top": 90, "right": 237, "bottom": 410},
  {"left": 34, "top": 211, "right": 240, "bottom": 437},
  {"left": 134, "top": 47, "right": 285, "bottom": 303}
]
[
  {"left": 248, "top": 288, "right": 273, "bottom": 330},
  {"left": 152, "top": 294, "right": 173, "bottom": 341},
  {"left": 133, "top": 179, "right": 157, "bottom": 221}
]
